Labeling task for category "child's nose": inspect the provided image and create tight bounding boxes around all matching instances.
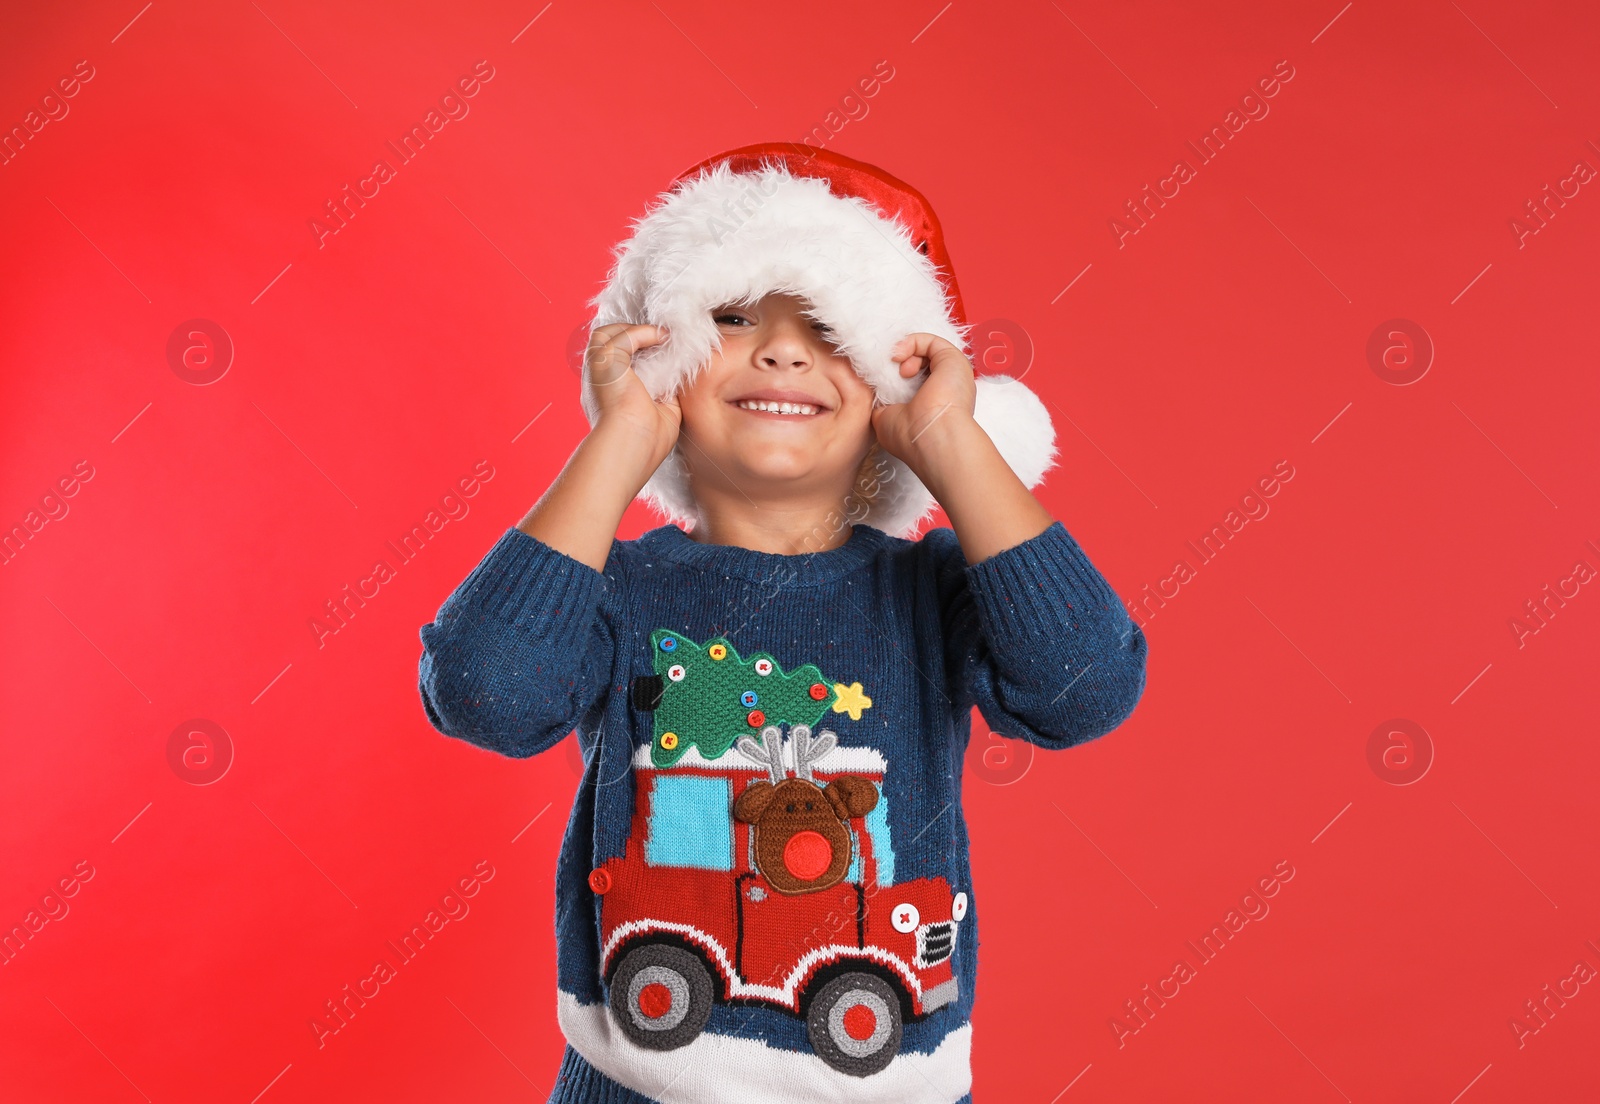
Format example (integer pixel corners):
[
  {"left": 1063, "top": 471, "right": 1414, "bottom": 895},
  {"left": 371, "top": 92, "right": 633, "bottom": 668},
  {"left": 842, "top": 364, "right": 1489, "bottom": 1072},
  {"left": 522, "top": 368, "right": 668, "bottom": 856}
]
[
  {"left": 755, "top": 327, "right": 812, "bottom": 370},
  {"left": 757, "top": 350, "right": 809, "bottom": 371}
]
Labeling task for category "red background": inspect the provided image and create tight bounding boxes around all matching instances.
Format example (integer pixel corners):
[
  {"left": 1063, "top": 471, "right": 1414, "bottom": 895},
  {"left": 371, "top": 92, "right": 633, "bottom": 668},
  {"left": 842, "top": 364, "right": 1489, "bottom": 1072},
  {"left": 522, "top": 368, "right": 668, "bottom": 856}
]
[{"left": 3, "top": 1, "right": 1598, "bottom": 1101}]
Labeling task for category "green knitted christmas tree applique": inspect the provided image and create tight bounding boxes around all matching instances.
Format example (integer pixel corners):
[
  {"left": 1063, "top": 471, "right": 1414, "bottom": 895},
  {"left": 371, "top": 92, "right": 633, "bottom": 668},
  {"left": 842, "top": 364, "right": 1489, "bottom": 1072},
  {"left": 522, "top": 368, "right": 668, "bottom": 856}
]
[{"left": 642, "top": 628, "right": 871, "bottom": 768}]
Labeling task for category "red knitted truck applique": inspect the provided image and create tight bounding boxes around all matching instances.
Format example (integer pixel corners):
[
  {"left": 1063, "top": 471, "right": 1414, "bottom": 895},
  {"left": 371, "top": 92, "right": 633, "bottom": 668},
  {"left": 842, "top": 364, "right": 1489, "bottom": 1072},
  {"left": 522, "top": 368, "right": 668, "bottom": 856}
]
[{"left": 590, "top": 630, "right": 966, "bottom": 1077}]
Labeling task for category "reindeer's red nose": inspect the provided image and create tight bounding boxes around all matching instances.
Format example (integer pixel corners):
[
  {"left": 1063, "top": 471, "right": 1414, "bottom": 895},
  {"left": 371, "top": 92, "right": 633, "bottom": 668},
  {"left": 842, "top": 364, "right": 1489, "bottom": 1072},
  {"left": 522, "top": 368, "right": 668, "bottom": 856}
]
[{"left": 783, "top": 830, "right": 833, "bottom": 880}]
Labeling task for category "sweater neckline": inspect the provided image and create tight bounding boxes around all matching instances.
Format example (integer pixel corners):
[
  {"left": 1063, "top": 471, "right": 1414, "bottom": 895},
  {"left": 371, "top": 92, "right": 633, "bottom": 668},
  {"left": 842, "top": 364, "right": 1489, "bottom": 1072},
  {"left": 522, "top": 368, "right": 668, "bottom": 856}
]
[{"left": 637, "top": 522, "right": 890, "bottom": 583}]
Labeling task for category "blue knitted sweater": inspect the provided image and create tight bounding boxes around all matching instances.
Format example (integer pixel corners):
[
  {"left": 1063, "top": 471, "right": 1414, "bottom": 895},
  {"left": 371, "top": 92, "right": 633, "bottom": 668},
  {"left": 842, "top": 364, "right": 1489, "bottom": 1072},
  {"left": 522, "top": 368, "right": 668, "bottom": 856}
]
[{"left": 417, "top": 520, "right": 1147, "bottom": 1103}]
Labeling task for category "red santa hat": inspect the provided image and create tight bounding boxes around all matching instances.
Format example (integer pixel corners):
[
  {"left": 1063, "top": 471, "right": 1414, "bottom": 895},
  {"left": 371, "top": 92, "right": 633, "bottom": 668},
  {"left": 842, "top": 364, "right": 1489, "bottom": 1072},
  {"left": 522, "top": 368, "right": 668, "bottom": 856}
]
[{"left": 582, "top": 143, "right": 1057, "bottom": 539}]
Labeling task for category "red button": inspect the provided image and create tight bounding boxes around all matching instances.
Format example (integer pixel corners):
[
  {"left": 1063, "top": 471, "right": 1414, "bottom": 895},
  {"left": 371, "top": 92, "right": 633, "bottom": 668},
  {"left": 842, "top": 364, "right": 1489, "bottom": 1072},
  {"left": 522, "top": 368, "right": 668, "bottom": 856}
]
[
  {"left": 809, "top": 683, "right": 828, "bottom": 700},
  {"left": 783, "top": 830, "right": 833, "bottom": 880},
  {"left": 746, "top": 709, "right": 765, "bottom": 727},
  {"left": 842, "top": 1002, "right": 877, "bottom": 1041},
  {"left": 638, "top": 982, "right": 673, "bottom": 1019},
  {"left": 588, "top": 868, "right": 612, "bottom": 894}
]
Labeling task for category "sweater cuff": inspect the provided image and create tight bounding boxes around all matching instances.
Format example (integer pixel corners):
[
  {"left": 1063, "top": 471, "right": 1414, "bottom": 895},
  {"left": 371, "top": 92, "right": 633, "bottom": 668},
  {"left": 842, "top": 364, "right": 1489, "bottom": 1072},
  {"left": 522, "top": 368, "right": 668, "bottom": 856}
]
[
  {"left": 450, "top": 527, "right": 609, "bottom": 632},
  {"left": 963, "top": 521, "right": 1128, "bottom": 642}
]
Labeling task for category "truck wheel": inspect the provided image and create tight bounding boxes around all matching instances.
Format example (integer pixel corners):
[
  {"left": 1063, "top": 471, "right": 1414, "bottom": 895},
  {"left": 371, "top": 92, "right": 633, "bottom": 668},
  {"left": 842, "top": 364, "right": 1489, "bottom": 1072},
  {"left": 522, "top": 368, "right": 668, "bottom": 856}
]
[
  {"left": 806, "top": 971, "right": 903, "bottom": 1076},
  {"left": 608, "top": 943, "right": 715, "bottom": 1050}
]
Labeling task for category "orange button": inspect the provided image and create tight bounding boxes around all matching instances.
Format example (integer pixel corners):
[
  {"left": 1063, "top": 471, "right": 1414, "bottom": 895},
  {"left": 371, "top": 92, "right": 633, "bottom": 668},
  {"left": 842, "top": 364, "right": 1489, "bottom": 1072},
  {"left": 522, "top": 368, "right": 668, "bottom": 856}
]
[
  {"left": 809, "top": 683, "right": 828, "bottom": 700},
  {"left": 588, "top": 868, "right": 612, "bottom": 894},
  {"left": 746, "top": 709, "right": 765, "bottom": 727}
]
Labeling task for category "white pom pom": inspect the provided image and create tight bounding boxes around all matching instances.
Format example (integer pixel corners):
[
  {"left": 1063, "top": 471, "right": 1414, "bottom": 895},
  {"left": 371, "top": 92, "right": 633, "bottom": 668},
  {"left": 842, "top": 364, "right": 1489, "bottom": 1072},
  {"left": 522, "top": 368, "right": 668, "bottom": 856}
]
[{"left": 973, "top": 376, "right": 1058, "bottom": 488}]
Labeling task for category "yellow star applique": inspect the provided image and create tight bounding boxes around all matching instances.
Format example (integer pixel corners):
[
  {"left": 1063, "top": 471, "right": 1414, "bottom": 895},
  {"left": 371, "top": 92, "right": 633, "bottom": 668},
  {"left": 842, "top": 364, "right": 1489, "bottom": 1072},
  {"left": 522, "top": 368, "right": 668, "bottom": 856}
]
[{"left": 830, "top": 681, "right": 872, "bottom": 721}]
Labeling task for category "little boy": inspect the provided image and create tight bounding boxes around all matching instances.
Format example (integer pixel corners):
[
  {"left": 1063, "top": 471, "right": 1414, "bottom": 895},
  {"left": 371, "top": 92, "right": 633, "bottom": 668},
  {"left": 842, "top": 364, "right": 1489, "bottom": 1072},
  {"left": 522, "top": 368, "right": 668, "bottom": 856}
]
[{"left": 418, "top": 145, "right": 1148, "bottom": 1103}]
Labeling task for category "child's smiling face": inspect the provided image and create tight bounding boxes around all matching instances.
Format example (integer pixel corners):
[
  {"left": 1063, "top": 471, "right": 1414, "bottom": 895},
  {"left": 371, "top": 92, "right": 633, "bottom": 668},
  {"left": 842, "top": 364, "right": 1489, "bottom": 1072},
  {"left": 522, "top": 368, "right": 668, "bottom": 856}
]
[{"left": 676, "top": 292, "right": 877, "bottom": 509}]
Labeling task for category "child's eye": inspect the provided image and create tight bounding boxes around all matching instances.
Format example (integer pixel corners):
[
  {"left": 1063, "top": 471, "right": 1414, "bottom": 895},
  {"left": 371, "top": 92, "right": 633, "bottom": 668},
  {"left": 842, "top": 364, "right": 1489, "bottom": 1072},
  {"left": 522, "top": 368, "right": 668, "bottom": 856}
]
[{"left": 713, "top": 312, "right": 751, "bottom": 327}]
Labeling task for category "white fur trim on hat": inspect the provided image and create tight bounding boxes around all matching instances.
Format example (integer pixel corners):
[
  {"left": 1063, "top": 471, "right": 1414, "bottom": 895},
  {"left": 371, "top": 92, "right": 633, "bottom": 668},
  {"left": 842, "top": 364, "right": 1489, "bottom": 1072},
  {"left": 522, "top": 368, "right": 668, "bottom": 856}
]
[{"left": 583, "top": 160, "right": 1057, "bottom": 538}]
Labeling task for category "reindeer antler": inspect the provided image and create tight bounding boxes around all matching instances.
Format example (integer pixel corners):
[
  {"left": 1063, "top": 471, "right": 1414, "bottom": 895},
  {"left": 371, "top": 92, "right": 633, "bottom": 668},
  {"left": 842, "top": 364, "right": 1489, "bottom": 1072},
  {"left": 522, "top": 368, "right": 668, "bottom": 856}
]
[
  {"left": 791, "top": 724, "right": 838, "bottom": 782},
  {"left": 736, "top": 724, "right": 786, "bottom": 785}
]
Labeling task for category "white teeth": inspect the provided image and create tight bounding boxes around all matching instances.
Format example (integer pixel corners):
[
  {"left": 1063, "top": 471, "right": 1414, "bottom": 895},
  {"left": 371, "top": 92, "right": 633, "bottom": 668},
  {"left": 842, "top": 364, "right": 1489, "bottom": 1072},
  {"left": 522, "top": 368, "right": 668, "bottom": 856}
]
[{"left": 737, "top": 399, "right": 818, "bottom": 415}]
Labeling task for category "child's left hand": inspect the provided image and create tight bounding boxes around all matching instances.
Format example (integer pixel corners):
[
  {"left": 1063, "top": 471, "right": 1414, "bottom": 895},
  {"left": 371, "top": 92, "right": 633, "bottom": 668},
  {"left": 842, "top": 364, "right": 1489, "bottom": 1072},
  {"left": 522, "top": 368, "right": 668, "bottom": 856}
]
[
  {"left": 872, "top": 332, "right": 1055, "bottom": 561},
  {"left": 870, "top": 333, "right": 978, "bottom": 473}
]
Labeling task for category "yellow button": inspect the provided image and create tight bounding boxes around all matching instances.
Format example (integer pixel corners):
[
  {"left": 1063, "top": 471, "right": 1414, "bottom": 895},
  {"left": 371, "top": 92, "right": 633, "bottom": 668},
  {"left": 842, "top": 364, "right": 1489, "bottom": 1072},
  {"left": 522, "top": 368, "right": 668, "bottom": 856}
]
[
  {"left": 661, "top": 732, "right": 679, "bottom": 750},
  {"left": 709, "top": 644, "right": 728, "bottom": 660}
]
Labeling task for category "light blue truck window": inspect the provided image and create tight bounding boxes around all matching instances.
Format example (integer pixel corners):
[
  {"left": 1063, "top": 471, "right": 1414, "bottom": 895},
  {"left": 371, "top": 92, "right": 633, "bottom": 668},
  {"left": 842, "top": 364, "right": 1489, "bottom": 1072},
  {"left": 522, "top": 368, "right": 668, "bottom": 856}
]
[
  {"left": 864, "top": 783, "right": 894, "bottom": 885},
  {"left": 646, "top": 775, "right": 733, "bottom": 870}
]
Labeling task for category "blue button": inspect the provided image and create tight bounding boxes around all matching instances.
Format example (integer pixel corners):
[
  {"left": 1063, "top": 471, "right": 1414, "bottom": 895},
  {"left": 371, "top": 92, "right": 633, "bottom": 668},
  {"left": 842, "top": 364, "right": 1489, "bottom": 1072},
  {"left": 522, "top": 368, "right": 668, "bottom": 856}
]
[
  {"left": 659, "top": 637, "right": 677, "bottom": 652},
  {"left": 740, "top": 690, "right": 758, "bottom": 707}
]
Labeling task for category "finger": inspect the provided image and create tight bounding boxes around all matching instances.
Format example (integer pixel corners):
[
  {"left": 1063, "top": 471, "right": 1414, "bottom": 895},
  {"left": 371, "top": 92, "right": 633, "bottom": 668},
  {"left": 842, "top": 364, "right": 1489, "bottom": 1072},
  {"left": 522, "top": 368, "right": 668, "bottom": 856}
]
[
  {"left": 590, "top": 322, "right": 668, "bottom": 358},
  {"left": 588, "top": 339, "right": 635, "bottom": 389},
  {"left": 589, "top": 324, "right": 668, "bottom": 388},
  {"left": 890, "top": 332, "right": 956, "bottom": 358},
  {"left": 887, "top": 337, "right": 920, "bottom": 377},
  {"left": 892, "top": 332, "right": 968, "bottom": 380},
  {"left": 587, "top": 322, "right": 633, "bottom": 346}
]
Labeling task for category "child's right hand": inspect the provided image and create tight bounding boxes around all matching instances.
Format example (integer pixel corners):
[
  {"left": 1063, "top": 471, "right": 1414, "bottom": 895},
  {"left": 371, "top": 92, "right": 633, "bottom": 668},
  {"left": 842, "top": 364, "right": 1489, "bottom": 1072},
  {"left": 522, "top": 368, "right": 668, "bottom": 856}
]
[
  {"left": 515, "top": 323, "right": 680, "bottom": 568},
  {"left": 585, "top": 323, "right": 682, "bottom": 478}
]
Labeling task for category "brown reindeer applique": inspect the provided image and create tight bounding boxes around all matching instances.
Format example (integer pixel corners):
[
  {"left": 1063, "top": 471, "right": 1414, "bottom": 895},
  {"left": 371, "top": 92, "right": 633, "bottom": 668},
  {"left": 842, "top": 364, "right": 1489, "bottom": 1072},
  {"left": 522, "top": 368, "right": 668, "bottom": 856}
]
[{"left": 733, "top": 724, "right": 879, "bottom": 896}]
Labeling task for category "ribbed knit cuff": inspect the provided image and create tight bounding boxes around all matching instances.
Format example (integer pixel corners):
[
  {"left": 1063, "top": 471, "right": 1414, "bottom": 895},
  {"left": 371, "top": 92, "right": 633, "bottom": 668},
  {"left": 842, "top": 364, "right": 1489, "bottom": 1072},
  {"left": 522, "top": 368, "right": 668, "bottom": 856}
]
[
  {"left": 450, "top": 527, "right": 609, "bottom": 634},
  {"left": 963, "top": 520, "right": 1129, "bottom": 642},
  {"left": 547, "top": 1045, "right": 661, "bottom": 1103}
]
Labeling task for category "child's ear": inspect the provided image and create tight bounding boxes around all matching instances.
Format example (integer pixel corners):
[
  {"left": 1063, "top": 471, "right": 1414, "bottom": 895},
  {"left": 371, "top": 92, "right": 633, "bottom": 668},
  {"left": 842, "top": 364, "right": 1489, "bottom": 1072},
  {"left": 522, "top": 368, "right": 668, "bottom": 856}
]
[{"left": 734, "top": 782, "right": 775, "bottom": 823}]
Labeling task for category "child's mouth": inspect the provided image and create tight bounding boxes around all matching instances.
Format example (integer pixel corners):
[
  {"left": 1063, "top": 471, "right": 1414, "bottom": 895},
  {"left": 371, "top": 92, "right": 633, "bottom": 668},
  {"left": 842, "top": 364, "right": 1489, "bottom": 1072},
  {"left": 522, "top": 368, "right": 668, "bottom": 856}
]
[{"left": 733, "top": 399, "right": 823, "bottom": 417}]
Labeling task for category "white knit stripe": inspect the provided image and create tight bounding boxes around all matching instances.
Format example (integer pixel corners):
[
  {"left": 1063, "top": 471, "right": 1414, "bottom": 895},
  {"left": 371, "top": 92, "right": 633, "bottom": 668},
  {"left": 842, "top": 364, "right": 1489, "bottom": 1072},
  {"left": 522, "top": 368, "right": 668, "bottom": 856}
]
[
  {"left": 631, "top": 738, "right": 888, "bottom": 773},
  {"left": 597, "top": 917, "right": 935, "bottom": 1008},
  {"left": 558, "top": 989, "right": 973, "bottom": 1104}
]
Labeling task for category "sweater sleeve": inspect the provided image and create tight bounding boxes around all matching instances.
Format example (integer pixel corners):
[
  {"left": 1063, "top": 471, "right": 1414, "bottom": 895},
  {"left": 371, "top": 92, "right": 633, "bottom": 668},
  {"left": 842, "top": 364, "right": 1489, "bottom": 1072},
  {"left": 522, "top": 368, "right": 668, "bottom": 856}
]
[
  {"left": 925, "top": 521, "right": 1148, "bottom": 750},
  {"left": 417, "top": 527, "right": 620, "bottom": 759}
]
